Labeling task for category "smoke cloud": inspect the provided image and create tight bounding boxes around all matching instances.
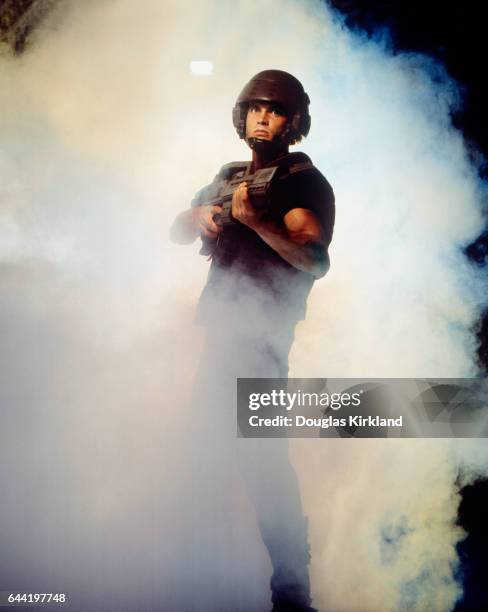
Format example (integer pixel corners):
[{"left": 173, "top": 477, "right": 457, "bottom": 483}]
[{"left": 1, "top": 0, "right": 486, "bottom": 610}]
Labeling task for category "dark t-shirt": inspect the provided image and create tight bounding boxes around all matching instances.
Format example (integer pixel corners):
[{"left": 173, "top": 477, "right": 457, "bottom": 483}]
[{"left": 194, "top": 152, "right": 335, "bottom": 324}]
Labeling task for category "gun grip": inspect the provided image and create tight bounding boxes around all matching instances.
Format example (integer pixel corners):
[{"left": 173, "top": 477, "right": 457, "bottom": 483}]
[{"left": 213, "top": 212, "right": 223, "bottom": 226}]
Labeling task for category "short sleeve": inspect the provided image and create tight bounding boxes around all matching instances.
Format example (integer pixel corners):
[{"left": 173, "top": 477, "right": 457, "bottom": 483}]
[{"left": 270, "top": 168, "right": 335, "bottom": 245}]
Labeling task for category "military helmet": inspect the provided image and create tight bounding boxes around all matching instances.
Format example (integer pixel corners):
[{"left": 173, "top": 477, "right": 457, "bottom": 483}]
[{"left": 232, "top": 69, "right": 311, "bottom": 145}]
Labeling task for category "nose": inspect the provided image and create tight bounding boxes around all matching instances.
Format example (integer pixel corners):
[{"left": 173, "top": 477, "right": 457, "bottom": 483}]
[{"left": 257, "top": 109, "right": 269, "bottom": 124}]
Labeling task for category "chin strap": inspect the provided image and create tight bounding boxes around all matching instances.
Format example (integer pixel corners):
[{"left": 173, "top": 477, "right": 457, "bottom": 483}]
[{"left": 247, "top": 137, "right": 283, "bottom": 156}]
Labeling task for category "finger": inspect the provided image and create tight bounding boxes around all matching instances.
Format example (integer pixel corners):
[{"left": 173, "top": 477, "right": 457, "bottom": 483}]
[
  {"left": 208, "top": 218, "right": 222, "bottom": 233},
  {"left": 208, "top": 210, "right": 224, "bottom": 231},
  {"left": 238, "top": 184, "right": 247, "bottom": 199},
  {"left": 232, "top": 196, "right": 243, "bottom": 220},
  {"left": 203, "top": 217, "right": 222, "bottom": 233},
  {"left": 202, "top": 226, "right": 219, "bottom": 239},
  {"left": 197, "top": 213, "right": 218, "bottom": 233},
  {"left": 231, "top": 190, "right": 242, "bottom": 218},
  {"left": 237, "top": 182, "right": 249, "bottom": 201}
]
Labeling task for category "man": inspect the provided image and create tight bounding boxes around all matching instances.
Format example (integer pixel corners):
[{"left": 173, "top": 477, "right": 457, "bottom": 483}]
[{"left": 171, "top": 70, "right": 335, "bottom": 612}]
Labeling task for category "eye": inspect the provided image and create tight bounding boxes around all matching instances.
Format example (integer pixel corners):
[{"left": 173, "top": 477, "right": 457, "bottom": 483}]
[{"left": 269, "top": 105, "right": 285, "bottom": 117}]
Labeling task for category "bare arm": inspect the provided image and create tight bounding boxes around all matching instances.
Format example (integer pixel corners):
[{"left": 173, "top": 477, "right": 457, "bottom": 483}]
[
  {"left": 231, "top": 183, "right": 330, "bottom": 278},
  {"left": 170, "top": 205, "right": 222, "bottom": 244}
]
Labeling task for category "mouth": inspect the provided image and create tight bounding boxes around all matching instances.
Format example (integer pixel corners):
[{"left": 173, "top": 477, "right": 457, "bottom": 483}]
[{"left": 253, "top": 130, "right": 270, "bottom": 138}]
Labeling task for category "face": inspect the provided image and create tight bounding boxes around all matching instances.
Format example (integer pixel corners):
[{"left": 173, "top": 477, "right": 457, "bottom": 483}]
[{"left": 245, "top": 101, "right": 288, "bottom": 141}]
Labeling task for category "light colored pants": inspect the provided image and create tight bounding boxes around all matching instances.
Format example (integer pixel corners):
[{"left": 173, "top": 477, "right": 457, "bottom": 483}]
[{"left": 186, "top": 320, "right": 312, "bottom": 609}]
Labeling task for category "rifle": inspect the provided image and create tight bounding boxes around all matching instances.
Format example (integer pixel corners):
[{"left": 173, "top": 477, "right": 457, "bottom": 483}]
[
  {"left": 191, "top": 154, "right": 314, "bottom": 256},
  {"left": 192, "top": 163, "right": 280, "bottom": 227}
]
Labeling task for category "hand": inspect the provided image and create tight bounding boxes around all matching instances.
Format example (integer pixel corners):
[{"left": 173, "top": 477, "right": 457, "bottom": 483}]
[
  {"left": 231, "top": 182, "right": 263, "bottom": 229},
  {"left": 192, "top": 205, "right": 223, "bottom": 239}
]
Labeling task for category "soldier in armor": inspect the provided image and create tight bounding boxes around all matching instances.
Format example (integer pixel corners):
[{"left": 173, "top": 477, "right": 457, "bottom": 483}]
[{"left": 171, "top": 70, "right": 335, "bottom": 612}]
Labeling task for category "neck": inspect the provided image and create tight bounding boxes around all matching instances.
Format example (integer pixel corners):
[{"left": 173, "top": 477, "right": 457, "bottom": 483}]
[{"left": 251, "top": 143, "right": 289, "bottom": 170}]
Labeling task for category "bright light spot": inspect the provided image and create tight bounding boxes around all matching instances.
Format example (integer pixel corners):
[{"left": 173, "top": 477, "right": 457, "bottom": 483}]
[{"left": 189, "top": 60, "right": 213, "bottom": 76}]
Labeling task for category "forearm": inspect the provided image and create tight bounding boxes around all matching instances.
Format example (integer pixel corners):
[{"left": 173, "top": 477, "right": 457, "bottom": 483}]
[
  {"left": 253, "top": 220, "right": 329, "bottom": 278},
  {"left": 170, "top": 209, "right": 198, "bottom": 244}
]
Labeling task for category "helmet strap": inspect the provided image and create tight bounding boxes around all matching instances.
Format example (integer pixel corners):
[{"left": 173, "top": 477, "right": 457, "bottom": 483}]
[{"left": 246, "top": 136, "right": 288, "bottom": 160}]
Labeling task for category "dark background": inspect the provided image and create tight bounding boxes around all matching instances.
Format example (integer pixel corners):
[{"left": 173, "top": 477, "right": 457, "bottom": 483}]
[{"left": 327, "top": 2, "right": 488, "bottom": 609}]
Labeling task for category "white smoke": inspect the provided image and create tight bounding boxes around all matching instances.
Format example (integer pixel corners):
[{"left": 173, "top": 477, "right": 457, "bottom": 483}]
[{"left": 0, "top": 0, "right": 487, "bottom": 610}]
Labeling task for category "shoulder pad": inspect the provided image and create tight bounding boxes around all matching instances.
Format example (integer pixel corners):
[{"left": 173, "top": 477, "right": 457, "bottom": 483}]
[
  {"left": 271, "top": 152, "right": 316, "bottom": 177},
  {"left": 217, "top": 161, "right": 251, "bottom": 180},
  {"left": 289, "top": 160, "right": 315, "bottom": 174},
  {"left": 285, "top": 152, "right": 313, "bottom": 165}
]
